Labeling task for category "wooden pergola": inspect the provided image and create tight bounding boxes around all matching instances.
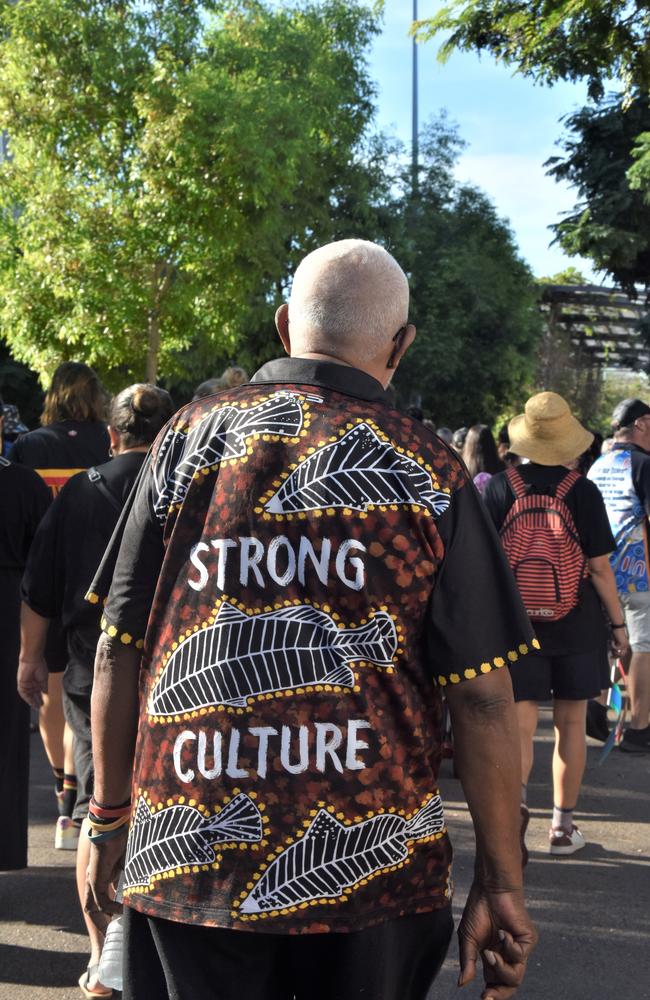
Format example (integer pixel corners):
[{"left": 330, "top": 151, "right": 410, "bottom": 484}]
[{"left": 540, "top": 283, "right": 649, "bottom": 372}]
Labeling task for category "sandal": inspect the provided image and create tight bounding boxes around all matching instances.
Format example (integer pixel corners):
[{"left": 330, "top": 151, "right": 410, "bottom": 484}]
[{"left": 78, "top": 965, "right": 113, "bottom": 999}]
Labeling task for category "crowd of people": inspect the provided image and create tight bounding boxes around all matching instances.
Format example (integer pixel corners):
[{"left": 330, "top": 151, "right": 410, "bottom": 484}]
[{"left": 0, "top": 238, "right": 648, "bottom": 1000}]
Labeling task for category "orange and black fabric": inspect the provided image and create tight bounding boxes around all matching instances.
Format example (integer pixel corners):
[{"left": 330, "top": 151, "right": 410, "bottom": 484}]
[{"left": 89, "top": 358, "right": 533, "bottom": 935}]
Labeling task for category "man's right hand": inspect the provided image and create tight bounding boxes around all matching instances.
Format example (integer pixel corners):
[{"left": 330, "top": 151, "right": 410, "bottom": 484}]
[
  {"left": 457, "top": 882, "right": 537, "bottom": 999},
  {"left": 17, "top": 656, "right": 48, "bottom": 710}
]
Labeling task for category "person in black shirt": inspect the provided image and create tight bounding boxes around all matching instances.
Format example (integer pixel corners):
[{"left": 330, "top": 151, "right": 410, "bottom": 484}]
[
  {"left": 0, "top": 395, "right": 51, "bottom": 870},
  {"left": 13, "top": 361, "right": 110, "bottom": 846},
  {"left": 19, "top": 383, "right": 174, "bottom": 999},
  {"left": 484, "top": 392, "right": 629, "bottom": 859}
]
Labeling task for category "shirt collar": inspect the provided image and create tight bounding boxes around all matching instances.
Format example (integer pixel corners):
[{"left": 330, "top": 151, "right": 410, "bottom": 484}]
[{"left": 250, "top": 357, "right": 389, "bottom": 403}]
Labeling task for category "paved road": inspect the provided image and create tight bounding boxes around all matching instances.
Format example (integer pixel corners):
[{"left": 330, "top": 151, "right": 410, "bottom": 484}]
[{"left": 1, "top": 708, "right": 648, "bottom": 1000}]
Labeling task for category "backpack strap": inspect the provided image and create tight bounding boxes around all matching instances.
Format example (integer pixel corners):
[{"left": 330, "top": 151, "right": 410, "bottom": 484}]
[
  {"left": 87, "top": 467, "right": 122, "bottom": 514},
  {"left": 505, "top": 465, "right": 528, "bottom": 500},
  {"left": 555, "top": 469, "right": 581, "bottom": 501}
]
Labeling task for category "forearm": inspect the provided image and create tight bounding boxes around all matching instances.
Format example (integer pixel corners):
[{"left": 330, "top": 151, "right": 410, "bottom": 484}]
[
  {"left": 446, "top": 669, "right": 523, "bottom": 891},
  {"left": 91, "top": 633, "right": 141, "bottom": 806},
  {"left": 589, "top": 557, "right": 625, "bottom": 624},
  {"left": 20, "top": 601, "right": 51, "bottom": 659}
]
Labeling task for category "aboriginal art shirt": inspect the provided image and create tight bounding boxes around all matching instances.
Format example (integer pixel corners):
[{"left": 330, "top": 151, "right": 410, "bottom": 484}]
[{"left": 90, "top": 358, "right": 534, "bottom": 934}]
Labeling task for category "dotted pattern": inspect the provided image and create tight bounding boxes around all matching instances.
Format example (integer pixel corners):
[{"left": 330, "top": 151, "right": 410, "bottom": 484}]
[
  {"left": 123, "top": 787, "right": 270, "bottom": 900},
  {"left": 232, "top": 792, "right": 446, "bottom": 922},
  {"left": 435, "top": 637, "right": 540, "bottom": 687},
  {"left": 147, "top": 595, "right": 405, "bottom": 725},
  {"left": 100, "top": 614, "right": 144, "bottom": 649},
  {"left": 254, "top": 417, "right": 449, "bottom": 522}
]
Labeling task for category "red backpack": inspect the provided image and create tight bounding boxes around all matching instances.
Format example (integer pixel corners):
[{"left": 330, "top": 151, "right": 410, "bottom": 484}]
[{"left": 499, "top": 467, "right": 587, "bottom": 622}]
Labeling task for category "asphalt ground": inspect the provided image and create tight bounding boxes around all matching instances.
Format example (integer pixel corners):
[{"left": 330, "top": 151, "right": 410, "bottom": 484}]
[{"left": 1, "top": 707, "right": 648, "bottom": 1000}]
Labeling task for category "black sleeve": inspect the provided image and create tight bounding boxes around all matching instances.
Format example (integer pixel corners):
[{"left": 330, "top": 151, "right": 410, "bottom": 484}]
[
  {"left": 87, "top": 454, "right": 164, "bottom": 649},
  {"left": 22, "top": 468, "right": 52, "bottom": 558},
  {"left": 427, "top": 478, "right": 537, "bottom": 688},
  {"left": 632, "top": 451, "right": 650, "bottom": 518},
  {"left": 573, "top": 478, "right": 616, "bottom": 558},
  {"left": 482, "top": 471, "right": 511, "bottom": 532},
  {"left": 21, "top": 487, "right": 66, "bottom": 618}
]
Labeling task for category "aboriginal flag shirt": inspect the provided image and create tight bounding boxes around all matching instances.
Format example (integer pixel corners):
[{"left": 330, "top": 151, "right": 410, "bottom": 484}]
[{"left": 90, "top": 358, "right": 534, "bottom": 934}]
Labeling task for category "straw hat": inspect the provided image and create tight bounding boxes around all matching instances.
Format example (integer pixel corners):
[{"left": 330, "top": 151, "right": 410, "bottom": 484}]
[{"left": 508, "top": 392, "right": 593, "bottom": 466}]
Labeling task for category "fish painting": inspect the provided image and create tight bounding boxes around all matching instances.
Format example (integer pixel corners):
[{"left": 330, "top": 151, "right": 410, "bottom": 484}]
[
  {"left": 239, "top": 794, "right": 445, "bottom": 914},
  {"left": 149, "top": 602, "right": 397, "bottom": 717},
  {"left": 153, "top": 392, "right": 312, "bottom": 521},
  {"left": 124, "top": 792, "right": 263, "bottom": 891},
  {"left": 263, "top": 422, "right": 451, "bottom": 517}
]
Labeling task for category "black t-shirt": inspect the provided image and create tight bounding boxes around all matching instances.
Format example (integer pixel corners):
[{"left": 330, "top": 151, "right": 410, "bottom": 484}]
[
  {"left": 22, "top": 451, "right": 146, "bottom": 631},
  {"left": 12, "top": 421, "right": 110, "bottom": 494},
  {"left": 483, "top": 464, "right": 615, "bottom": 655},
  {"left": 0, "top": 459, "right": 51, "bottom": 572}
]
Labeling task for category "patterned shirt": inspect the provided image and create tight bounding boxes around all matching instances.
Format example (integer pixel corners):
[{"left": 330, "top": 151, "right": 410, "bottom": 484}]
[{"left": 90, "top": 358, "right": 533, "bottom": 934}]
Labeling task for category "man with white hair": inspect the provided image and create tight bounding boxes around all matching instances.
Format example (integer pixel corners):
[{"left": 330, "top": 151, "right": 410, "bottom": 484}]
[{"left": 87, "top": 240, "right": 536, "bottom": 1000}]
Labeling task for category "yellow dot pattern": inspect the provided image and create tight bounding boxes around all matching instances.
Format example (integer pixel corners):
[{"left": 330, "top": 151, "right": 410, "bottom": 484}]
[
  {"left": 233, "top": 793, "right": 446, "bottom": 923},
  {"left": 100, "top": 615, "right": 144, "bottom": 650},
  {"left": 435, "top": 640, "right": 534, "bottom": 688},
  {"left": 122, "top": 787, "right": 270, "bottom": 900},
  {"left": 148, "top": 597, "right": 404, "bottom": 725},
  {"left": 254, "top": 417, "right": 442, "bottom": 522}
]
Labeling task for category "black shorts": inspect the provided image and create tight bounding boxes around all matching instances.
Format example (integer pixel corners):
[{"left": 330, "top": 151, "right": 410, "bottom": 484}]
[
  {"left": 123, "top": 904, "right": 454, "bottom": 1000},
  {"left": 510, "top": 647, "right": 604, "bottom": 702},
  {"left": 61, "top": 628, "right": 99, "bottom": 822}
]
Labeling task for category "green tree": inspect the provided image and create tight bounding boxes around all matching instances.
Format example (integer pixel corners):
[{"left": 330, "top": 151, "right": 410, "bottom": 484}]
[
  {"left": 414, "top": 1, "right": 650, "bottom": 100},
  {"left": 0, "top": 0, "right": 381, "bottom": 386},
  {"left": 546, "top": 96, "right": 650, "bottom": 298},
  {"left": 394, "top": 120, "right": 541, "bottom": 426}
]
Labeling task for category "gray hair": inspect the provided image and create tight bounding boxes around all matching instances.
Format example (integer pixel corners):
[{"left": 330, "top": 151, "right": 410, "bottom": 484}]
[{"left": 288, "top": 240, "right": 409, "bottom": 358}]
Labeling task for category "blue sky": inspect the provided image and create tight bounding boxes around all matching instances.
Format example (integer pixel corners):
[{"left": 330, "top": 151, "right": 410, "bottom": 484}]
[{"left": 369, "top": 2, "right": 596, "bottom": 279}]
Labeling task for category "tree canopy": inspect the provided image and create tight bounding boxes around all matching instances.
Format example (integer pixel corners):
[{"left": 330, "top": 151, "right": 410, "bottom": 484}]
[
  {"left": 394, "top": 120, "right": 541, "bottom": 427},
  {"left": 414, "top": 1, "right": 650, "bottom": 101},
  {"left": 0, "top": 0, "right": 380, "bottom": 385},
  {"left": 547, "top": 95, "right": 650, "bottom": 299}
]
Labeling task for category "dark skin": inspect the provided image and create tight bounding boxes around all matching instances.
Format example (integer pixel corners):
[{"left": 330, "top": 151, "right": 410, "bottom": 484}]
[{"left": 86, "top": 314, "right": 536, "bottom": 996}]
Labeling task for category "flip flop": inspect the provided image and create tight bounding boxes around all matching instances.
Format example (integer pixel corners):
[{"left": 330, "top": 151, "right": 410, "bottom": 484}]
[{"left": 78, "top": 965, "right": 113, "bottom": 999}]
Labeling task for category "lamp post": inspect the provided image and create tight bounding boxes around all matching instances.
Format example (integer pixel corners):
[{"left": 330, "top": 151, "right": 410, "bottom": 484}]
[{"left": 412, "top": 0, "right": 419, "bottom": 195}]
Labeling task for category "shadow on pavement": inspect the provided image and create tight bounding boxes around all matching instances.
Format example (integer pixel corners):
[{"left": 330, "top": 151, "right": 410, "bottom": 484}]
[
  {"left": 0, "top": 943, "right": 88, "bottom": 986},
  {"left": 0, "top": 866, "right": 84, "bottom": 935}
]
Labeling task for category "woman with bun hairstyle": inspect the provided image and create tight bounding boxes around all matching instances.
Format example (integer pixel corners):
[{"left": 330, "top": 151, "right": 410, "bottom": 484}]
[{"left": 19, "top": 383, "right": 174, "bottom": 999}]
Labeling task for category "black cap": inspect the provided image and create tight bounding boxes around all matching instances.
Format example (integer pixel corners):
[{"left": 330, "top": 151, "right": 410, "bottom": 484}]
[{"left": 611, "top": 398, "right": 650, "bottom": 430}]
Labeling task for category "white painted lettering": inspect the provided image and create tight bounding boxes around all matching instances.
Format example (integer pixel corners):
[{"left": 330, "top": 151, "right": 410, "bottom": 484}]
[
  {"left": 173, "top": 730, "right": 196, "bottom": 783},
  {"left": 315, "top": 722, "right": 344, "bottom": 773},
  {"left": 267, "top": 535, "right": 296, "bottom": 587},
  {"left": 240, "top": 537, "right": 265, "bottom": 588},
  {"left": 249, "top": 726, "right": 278, "bottom": 779},
  {"left": 197, "top": 729, "right": 222, "bottom": 780},
  {"left": 298, "top": 536, "right": 331, "bottom": 586},
  {"left": 346, "top": 719, "right": 372, "bottom": 770},
  {"left": 210, "top": 538, "right": 238, "bottom": 590},
  {"left": 226, "top": 727, "right": 249, "bottom": 779},
  {"left": 188, "top": 543, "right": 210, "bottom": 592},
  {"left": 336, "top": 540, "right": 367, "bottom": 591},
  {"left": 280, "top": 725, "right": 309, "bottom": 774}
]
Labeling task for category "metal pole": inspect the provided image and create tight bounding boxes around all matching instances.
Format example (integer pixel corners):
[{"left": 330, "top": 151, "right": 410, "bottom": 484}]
[{"left": 412, "top": 0, "right": 419, "bottom": 195}]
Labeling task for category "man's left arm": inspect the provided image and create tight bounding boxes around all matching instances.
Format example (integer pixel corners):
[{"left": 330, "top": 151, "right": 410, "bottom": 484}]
[{"left": 446, "top": 669, "right": 536, "bottom": 1000}]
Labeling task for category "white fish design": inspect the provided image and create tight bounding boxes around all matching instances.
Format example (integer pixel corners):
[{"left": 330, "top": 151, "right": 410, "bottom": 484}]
[
  {"left": 149, "top": 602, "right": 397, "bottom": 717},
  {"left": 263, "top": 422, "right": 451, "bottom": 517},
  {"left": 153, "top": 393, "right": 307, "bottom": 520},
  {"left": 124, "top": 792, "right": 263, "bottom": 890},
  {"left": 239, "top": 794, "right": 445, "bottom": 914}
]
